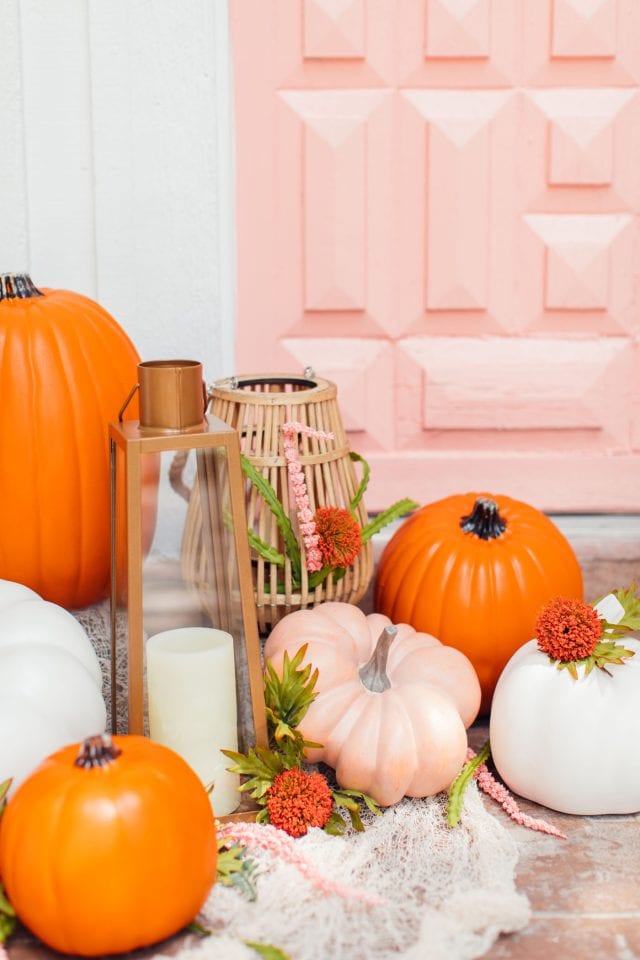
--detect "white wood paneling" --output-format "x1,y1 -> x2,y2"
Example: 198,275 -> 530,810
0,0 -> 32,272
19,0 -> 96,295
89,0 -> 233,378
0,0 -> 234,383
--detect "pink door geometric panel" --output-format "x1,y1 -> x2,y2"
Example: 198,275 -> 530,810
230,0 -> 640,512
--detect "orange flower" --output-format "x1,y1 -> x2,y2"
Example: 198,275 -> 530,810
535,597 -> 603,662
314,507 -> 362,570
267,767 -> 334,838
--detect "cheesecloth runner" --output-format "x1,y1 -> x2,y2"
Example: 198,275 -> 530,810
171,786 -> 529,960
76,604 -> 530,960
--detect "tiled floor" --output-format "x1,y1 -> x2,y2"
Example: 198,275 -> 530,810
6,516 -> 640,959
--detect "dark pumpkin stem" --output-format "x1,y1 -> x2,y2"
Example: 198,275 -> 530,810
359,625 -> 398,693
460,497 -> 507,541
75,735 -> 122,770
0,274 -> 43,301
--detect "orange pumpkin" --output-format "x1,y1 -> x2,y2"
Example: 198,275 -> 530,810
264,602 -> 481,806
375,493 -> 583,713
0,273 -> 151,607
0,734 -> 218,956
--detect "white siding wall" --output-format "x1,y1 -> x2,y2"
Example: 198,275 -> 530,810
0,0 -> 235,383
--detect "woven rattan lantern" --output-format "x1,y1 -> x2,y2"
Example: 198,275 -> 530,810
109,360 -> 267,819
197,372 -> 374,632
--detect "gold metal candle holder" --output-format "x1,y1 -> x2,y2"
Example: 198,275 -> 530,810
109,360 -> 268,821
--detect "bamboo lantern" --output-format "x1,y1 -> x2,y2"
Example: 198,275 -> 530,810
110,360 -> 268,821
176,373 -> 374,633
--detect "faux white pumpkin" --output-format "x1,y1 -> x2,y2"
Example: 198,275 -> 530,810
490,594 -> 640,815
0,579 -> 106,792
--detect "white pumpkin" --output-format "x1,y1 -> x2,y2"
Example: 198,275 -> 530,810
0,579 -> 106,792
490,594 -> 640,815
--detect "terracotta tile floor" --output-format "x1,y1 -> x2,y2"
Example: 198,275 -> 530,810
6,516 -> 640,959
469,722 -> 640,960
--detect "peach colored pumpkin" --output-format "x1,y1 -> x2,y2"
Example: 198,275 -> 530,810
264,602 -> 481,807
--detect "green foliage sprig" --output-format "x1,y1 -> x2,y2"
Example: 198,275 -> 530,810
0,778 -> 16,944
216,838 -> 259,901
241,450 -> 418,591
224,648 -> 380,834
241,455 -> 302,582
446,742 -> 491,828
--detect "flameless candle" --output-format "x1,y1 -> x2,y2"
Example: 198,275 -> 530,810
146,627 -> 240,816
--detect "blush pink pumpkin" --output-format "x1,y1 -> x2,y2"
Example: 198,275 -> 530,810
263,602 -> 481,807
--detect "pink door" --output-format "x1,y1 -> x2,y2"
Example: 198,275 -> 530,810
230,0 -> 640,512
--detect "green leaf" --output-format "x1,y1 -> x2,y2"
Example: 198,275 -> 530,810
246,530 -> 286,567
244,940 -> 292,960
335,788 -> 382,818
0,779 -> 11,812
0,913 -> 16,944
447,740 -> 491,827
348,452 -> 371,517
323,811 -> 348,836
344,805 -> 365,833
0,880 -> 16,945
307,565 -> 347,590
551,637 -> 635,679
0,887 -> 15,918
329,787 -> 380,834
241,455 -> 302,582
217,840 -> 259,901
185,920 -> 211,937
263,648 -> 323,767
264,646 -> 319,733
361,499 -> 420,544
609,583 -> 640,632
222,745 -> 287,802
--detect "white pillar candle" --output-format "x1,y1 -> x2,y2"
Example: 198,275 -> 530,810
146,627 -> 240,816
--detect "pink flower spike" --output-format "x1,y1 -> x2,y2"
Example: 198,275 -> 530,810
467,749 -> 567,840
281,421 -> 335,573
219,821 -> 382,906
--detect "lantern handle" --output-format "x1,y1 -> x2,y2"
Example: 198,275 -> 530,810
169,450 -> 191,502
118,382 -> 140,422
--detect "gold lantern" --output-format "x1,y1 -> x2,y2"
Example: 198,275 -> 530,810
109,360 -> 267,820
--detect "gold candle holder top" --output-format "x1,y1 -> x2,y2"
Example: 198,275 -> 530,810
138,359 -> 206,432
118,359 -> 207,433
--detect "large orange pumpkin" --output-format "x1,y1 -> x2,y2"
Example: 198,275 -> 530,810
0,273 -> 147,607
375,493 -> 583,713
0,734 -> 218,956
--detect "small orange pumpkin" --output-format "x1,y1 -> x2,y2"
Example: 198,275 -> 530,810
0,735 -> 217,956
375,493 -> 583,712
264,602 -> 480,807
0,273 -> 153,607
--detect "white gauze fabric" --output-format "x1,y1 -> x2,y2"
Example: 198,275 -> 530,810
172,787 -> 530,960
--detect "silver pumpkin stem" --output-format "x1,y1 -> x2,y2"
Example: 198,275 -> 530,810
359,625 -> 398,693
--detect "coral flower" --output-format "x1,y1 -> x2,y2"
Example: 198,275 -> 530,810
535,597 -> 603,662
267,767 -> 334,838
314,507 -> 362,569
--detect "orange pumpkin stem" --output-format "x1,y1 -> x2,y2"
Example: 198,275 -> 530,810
460,497 -> 507,541
359,625 -> 398,693
74,735 -> 123,770
0,273 -> 43,301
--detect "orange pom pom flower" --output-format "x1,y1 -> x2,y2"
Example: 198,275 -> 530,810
535,597 -> 603,662
314,507 -> 362,570
266,767 -> 334,838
